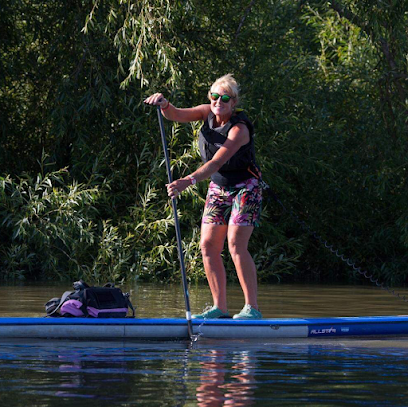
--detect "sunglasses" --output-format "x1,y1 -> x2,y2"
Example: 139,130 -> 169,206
210,93 -> 234,103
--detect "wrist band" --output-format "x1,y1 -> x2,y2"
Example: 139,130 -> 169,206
161,101 -> 170,111
188,175 -> 197,185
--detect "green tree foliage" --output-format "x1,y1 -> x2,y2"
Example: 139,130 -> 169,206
0,0 -> 407,285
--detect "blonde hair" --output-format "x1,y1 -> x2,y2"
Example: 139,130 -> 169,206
208,74 -> 240,104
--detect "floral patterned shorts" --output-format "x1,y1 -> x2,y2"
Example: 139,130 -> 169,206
202,177 -> 262,227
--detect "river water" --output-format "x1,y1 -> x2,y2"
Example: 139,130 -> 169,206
1,282 -> 408,406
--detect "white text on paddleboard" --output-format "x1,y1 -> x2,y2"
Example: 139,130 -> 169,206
310,327 -> 337,335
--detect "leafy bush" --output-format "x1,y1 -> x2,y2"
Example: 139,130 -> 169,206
0,163 -> 98,280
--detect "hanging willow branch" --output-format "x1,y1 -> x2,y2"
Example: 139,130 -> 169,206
235,0 -> 256,39
328,0 -> 408,108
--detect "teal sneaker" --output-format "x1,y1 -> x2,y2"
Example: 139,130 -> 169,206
192,305 -> 229,319
233,305 -> 262,320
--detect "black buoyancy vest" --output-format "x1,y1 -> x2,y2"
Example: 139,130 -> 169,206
198,110 -> 258,187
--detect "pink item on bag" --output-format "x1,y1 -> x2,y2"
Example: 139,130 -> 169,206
60,299 -> 128,318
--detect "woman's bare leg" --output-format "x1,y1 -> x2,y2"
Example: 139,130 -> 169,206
200,223 -> 228,313
227,225 -> 258,309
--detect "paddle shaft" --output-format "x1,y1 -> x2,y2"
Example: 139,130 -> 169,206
156,106 -> 193,339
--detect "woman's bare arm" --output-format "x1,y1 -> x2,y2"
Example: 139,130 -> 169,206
144,93 -> 210,122
190,123 -> 250,182
166,123 -> 250,198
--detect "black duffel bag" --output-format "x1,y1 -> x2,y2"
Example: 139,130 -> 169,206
45,280 -> 135,318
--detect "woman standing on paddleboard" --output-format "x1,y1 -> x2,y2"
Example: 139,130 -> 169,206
144,74 -> 262,320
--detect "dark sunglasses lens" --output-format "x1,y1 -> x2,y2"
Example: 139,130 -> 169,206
210,93 -> 232,103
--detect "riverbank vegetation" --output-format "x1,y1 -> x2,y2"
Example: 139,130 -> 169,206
1,0 -> 407,285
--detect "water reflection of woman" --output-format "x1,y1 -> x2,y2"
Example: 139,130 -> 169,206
196,349 -> 256,406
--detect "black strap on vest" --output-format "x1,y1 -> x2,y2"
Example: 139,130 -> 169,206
123,293 -> 136,317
